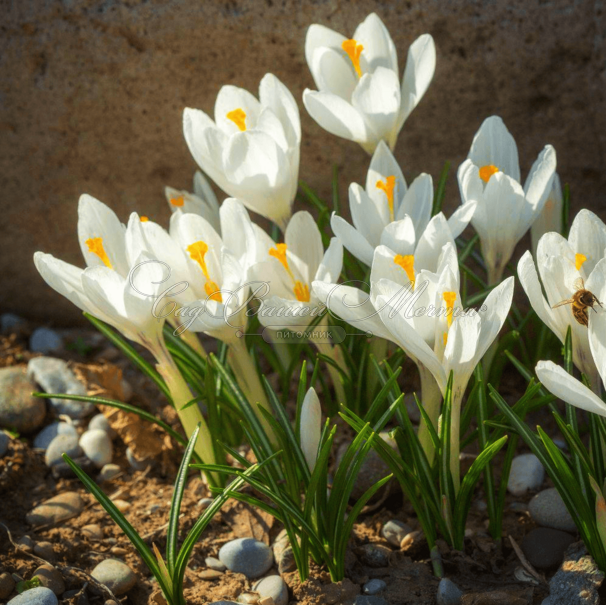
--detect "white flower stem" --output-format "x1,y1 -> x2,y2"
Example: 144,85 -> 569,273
416,363 -> 443,465
149,336 -> 215,470
227,338 -> 274,434
167,316 -> 207,358
450,388 -> 465,494
314,340 -> 347,408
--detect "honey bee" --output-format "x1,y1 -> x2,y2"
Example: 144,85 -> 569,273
552,277 -> 603,326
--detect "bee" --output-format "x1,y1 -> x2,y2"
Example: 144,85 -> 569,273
552,277 -> 603,326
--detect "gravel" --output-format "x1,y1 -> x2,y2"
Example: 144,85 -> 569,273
26,492 -> 83,526
253,575 -> 288,605
363,579 -> 387,595
29,328 -> 63,354
218,538 -> 274,579
521,528 -> 575,569
44,434 -> 82,467
33,422 -> 78,450
79,429 -> 113,468
381,520 -> 412,547
507,454 -> 545,496
7,587 -> 58,605
437,577 -> 463,605
0,366 -> 46,433
528,488 -> 577,533
91,559 -> 137,596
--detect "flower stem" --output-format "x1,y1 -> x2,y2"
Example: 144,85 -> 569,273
312,318 -> 348,408
416,363 -> 443,466
450,388 -> 465,494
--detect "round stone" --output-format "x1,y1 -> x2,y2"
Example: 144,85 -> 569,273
88,414 -> 117,439
44,434 -> 82,467
205,557 -> 226,571
218,538 -> 274,579
359,543 -> 391,568
0,367 -> 46,434
253,575 -> 288,605
33,422 -> 78,450
529,488 -> 577,533
79,429 -> 113,468
91,559 -> 137,596
437,577 -> 463,605
7,587 -> 58,605
33,542 -> 55,561
32,564 -> 64,596
507,454 -> 545,496
0,431 -> 10,457
98,463 -> 121,482
126,447 -> 151,471
0,572 -> 15,600
521,528 -> 575,569
363,579 -> 387,595
381,520 -> 412,548
30,328 -> 63,354
82,524 -> 104,540
27,491 -> 83,526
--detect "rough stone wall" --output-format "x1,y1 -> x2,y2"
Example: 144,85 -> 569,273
2,0 -> 605,323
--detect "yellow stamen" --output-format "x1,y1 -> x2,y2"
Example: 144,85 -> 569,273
479,164 -> 499,183
376,176 -> 397,221
269,243 -> 293,275
394,254 -> 415,287
187,241 -> 222,301
140,216 -> 149,222
85,237 -> 112,269
575,253 -> 587,271
342,39 -> 364,77
170,196 -> 184,207
443,332 -> 448,347
204,280 -> 223,303
443,291 -> 457,329
226,108 -> 247,132
294,281 -> 310,303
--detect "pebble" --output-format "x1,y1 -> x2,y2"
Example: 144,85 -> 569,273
88,414 -> 117,439
126,447 -> 151,471
205,557 -> 226,571
437,577 -> 463,605
507,454 -> 545,495
363,579 -> 386,595
276,545 -> 296,575
27,357 -> 93,419
381,520 -> 412,548
199,569 -> 223,580
18,535 -> 35,551
197,497 -> 214,509
521,528 -> 575,569
30,328 -> 63,354
253,575 -> 288,605
359,543 -> 391,568
32,564 -> 64,596
209,602 -> 239,605
98,463 -> 122,482
542,542 -> 604,604
44,434 -> 82,467
79,429 -> 113,468
33,542 -> 55,561
0,571 -> 15,600
0,431 -> 10,457
51,455 -> 96,479
120,379 -> 133,402
529,488 -> 577,533
353,597 -> 389,605
82,524 -> 103,540
27,491 -> 83,526
7,587 -> 58,605
0,366 -> 46,433
33,422 -> 78,450
91,559 -> 137,596
1,312 -> 27,334
218,538 -> 274,579
113,500 -> 131,513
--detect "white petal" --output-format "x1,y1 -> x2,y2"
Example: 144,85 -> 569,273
286,211 -> 324,283
414,213 -> 457,274
305,24 -> 348,85
300,387 -> 322,471
193,170 -> 221,215
366,140 -> 406,222
214,85 -> 262,134
447,200 -> 477,239
589,305 -> 606,390
370,244 -> 412,288
349,183 -> 387,249
219,199 -> 258,273
256,107 -> 289,152
531,173 -> 562,256
396,173 -> 433,235
524,145 -> 556,210
330,213 -> 375,266
569,209 -> 606,275
536,360 -> 606,417
309,47 -> 358,101
259,73 -> 301,148
353,13 -> 398,75
315,237 -> 344,284
379,217 -> 416,257
457,159 -> 484,206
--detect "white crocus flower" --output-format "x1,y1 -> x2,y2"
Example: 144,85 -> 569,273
303,13 -> 435,153
331,141 -> 475,266
458,116 -> 557,284
183,74 -> 301,230
518,210 -> 606,391
300,387 -> 322,471
165,170 -> 221,233
531,172 -> 562,258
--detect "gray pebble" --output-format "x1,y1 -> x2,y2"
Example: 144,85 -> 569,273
507,454 -> 545,495
82,524 -> 104,540
27,492 -> 83,526
0,431 -> 10,457
1,313 -> 26,334
18,535 -> 35,551
381,520 -> 412,547
27,357 -> 93,419
7,587 -> 58,605
30,328 -> 63,354
253,575 -> 288,605
33,542 -> 55,561
98,464 -> 121,482
218,538 -> 273,579
0,571 -> 15,600
437,577 -> 463,605
0,367 -> 46,434
32,564 -> 64,595
79,429 -> 113,468
120,379 -> 133,402
205,557 -> 226,571
529,488 -> 577,533
354,596 -> 388,605
88,414 -> 117,439
91,559 -> 137,596
197,497 -> 214,509
521,528 -> 575,569
51,456 -> 96,479
33,422 -> 77,450
44,434 -> 82,467
359,543 -> 391,568
126,447 -> 151,471
363,579 -> 386,595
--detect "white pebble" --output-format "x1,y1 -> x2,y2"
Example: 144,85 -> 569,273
507,454 -> 544,496
79,429 -> 113,468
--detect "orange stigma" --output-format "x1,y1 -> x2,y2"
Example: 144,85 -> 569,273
394,254 -> 415,287
226,108 -> 247,131
575,253 -> 587,271
85,237 -> 112,269
376,176 -> 397,220
342,39 -> 364,77
140,216 -> 149,222
187,240 -> 222,302
170,196 -> 184,207
294,281 -> 310,303
479,165 -> 499,183
443,291 -> 457,328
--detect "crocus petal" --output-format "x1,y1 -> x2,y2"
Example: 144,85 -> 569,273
349,183 -> 387,249
300,387 -> 322,471
193,170 -> 221,215
536,360 -> 606,417
285,211 -> 324,284
379,216 -> 416,257
219,199 -> 259,273
305,24 -> 348,85
589,306 -> 606,390
568,209 -> 606,276
457,159 -> 484,207
310,47 -> 358,101
447,200 -> 477,239
214,84 -> 262,134
315,237 -> 344,285
366,140 -> 406,223
396,173 -> 433,235
531,173 -> 562,257
353,12 -> 398,75
523,144 -> 556,210
330,214 -> 375,266
414,213 -> 457,274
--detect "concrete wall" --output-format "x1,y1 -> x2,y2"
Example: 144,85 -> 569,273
2,0 -> 605,323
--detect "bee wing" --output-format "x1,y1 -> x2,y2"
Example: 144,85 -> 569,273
573,277 -> 585,291
552,298 -> 575,309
